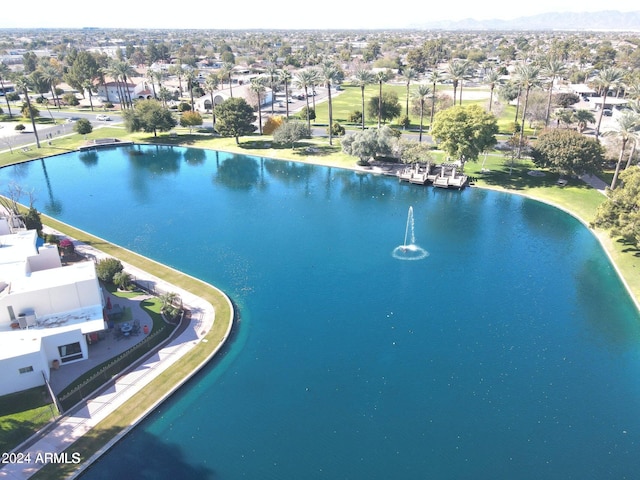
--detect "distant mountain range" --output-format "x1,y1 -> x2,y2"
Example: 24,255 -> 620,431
412,10 -> 640,31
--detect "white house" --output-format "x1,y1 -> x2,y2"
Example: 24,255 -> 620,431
0,229 -> 106,396
194,84 -> 273,113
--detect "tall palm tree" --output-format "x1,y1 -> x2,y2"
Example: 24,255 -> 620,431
402,66 -> 418,125
183,68 -> 198,111
266,65 -> 279,116
603,111 -> 640,189
15,75 -> 40,148
250,76 -> 267,135
515,63 -> 542,157
320,62 -> 340,146
484,68 -> 500,113
169,62 -> 184,97
82,80 -> 96,112
279,68 -> 292,119
447,59 -> 468,106
294,69 -> 315,131
204,73 -> 220,127
542,57 -> 566,127
146,68 -> 158,100
412,83 -> 431,142
40,65 -> 62,110
427,70 -> 441,129
593,66 -> 624,138
0,62 -> 14,117
572,109 -> 596,133
353,68 -> 374,130
221,62 -> 234,98
375,70 -> 391,128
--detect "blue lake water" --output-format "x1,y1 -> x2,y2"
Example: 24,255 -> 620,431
2,144 -> 640,479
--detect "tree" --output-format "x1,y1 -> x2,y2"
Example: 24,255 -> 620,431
447,59 -> 469,106
320,61 -> 340,146
214,97 -> 257,144
15,75 -> 41,148
484,68 -> 501,113
368,90 -> 401,125
412,83 -> 431,142
542,57 -> 566,126
74,118 -> 93,135
0,62 -> 13,117
593,66 -> 624,137
122,99 -> 176,137
203,73 -> 220,127
23,207 -> 43,235
602,110 -> 640,190
180,111 -> 203,133
375,70 -> 392,128
298,106 -> 316,122
279,68 -> 292,118
273,120 -> 310,148
341,126 -> 397,165
553,92 -> 580,109
96,258 -> 124,284
592,166 -> 640,248
431,104 -> 498,163
402,66 -> 418,124
427,70 -> 442,129
572,109 -> 596,133
353,68 -> 374,130
514,63 -> 542,157
294,69 -> 316,131
250,76 -> 267,135
398,139 -> 433,164
263,115 -> 284,135
530,128 -> 604,177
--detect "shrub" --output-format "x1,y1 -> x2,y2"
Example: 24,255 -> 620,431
298,106 -> 316,122
15,124 -> 25,132
113,271 -> 132,290
263,115 -> 284,135
63,93 -> 79,106
328,122 -> 345,136
75,118 -> 93,135
96,258 -> 124,284
23,207 -> 43,235
103,102 -> 114,109
6,92 -> 20,102
348,111 -> 362,124
178,102 -> 191,112
398,115 -> 411,129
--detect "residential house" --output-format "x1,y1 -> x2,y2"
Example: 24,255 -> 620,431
0,226 -> 106,396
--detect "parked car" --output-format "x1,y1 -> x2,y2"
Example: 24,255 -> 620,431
602,109 -> 612,117
66,116 -> 80,123
96,114 -> 111,121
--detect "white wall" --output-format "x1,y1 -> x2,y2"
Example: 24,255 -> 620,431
0,349 -> 48,396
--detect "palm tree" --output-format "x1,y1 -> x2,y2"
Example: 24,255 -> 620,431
40,65 -> 62,110
0,62 -> 14,117
484,68 -> 500,113
320,62 -> 340,146
221,62 -> 234,98
146,69 -> 158,100
82,80 -> 96,112
572,109 -> 596,133
279,68 -> 292,118
183,68 -> 198,111
542,57 -> 566,127
593,67 -> 624,138
15,75 -> 40,148
169,62 -> 185,97
412,83 -> 431,142
402,66 -> 418,124
603,110 -> 640,189
294,69 -> 316,131
514,63 -> 541,157
353,68 -> 374,130
375,70 -> 391,128
250,76 -> 267,135
427,70 -> 442,129
204,73 -> 220,127
447,59 -> 468,106
266,65 -> 279,116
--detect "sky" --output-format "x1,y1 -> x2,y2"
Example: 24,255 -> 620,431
1,1 -> 639,30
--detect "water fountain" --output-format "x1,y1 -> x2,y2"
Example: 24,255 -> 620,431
392,206 -> 429,260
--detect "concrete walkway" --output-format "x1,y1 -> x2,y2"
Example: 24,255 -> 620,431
0,233 -> 229,480
579,173 -> 609,195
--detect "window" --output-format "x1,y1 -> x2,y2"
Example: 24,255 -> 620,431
18,366 -> 34,374
58,342 -> 83,363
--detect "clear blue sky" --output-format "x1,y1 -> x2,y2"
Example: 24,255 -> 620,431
2,1 -> 638,29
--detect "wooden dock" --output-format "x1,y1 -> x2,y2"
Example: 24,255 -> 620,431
398,162 -> 468,189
